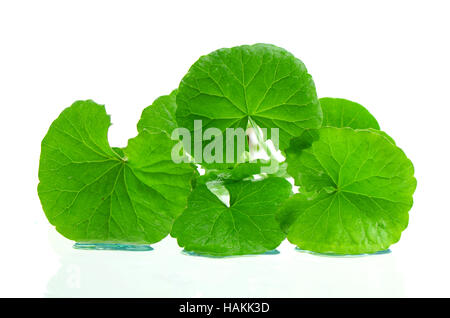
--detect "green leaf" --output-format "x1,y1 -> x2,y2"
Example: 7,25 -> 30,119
279,127 -> 416,254
319,97 -> 380,129
171,177 -> 292,256
137,89 -> 178,135
38,100 -> 195,244
176,43 -> 322,163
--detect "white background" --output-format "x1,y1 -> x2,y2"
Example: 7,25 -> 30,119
1,0 -> 449,297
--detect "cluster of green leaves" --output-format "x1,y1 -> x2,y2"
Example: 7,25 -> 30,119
38,43 -> 416,256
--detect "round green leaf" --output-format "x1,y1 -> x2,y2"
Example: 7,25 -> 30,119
280,127 -> 416,254
171,177 -> 292,256
176,43 -> 322,163
38,100 -> 195,244
319,97 -> 380,129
